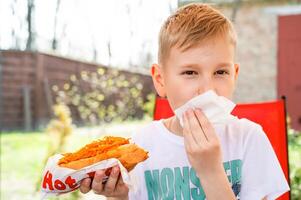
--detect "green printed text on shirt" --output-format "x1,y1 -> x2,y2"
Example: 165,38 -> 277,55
144,159 -> 242,200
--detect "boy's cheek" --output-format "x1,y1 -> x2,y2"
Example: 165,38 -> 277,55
166,81 -> 199,109
168,90 -> 187,106
169,95 -> 194,111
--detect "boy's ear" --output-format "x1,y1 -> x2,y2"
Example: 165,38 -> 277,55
234,63 -> 240,81
150,64 -> 166,98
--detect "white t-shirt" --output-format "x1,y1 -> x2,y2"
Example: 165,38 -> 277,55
128,118 -> 289,200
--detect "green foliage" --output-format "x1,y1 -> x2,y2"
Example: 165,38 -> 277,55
35,104 -> 80,198
288,129 -> 301,200
46,104 -> 73,154
53,67 -> 150,125
143,93 -> 156,118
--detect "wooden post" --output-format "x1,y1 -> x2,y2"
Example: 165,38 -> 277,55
43,77 -> 54,118
23,86 -> 32,131
35,53 -> 44,129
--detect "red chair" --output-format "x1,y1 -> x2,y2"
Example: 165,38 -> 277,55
153,95 -> 290,200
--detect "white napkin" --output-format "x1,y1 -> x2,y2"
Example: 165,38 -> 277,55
174,90 -> 237,127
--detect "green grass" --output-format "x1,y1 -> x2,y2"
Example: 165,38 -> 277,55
1,132 -> 47,200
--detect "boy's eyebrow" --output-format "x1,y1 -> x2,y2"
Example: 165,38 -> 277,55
216,62 -> 234,68
179,63 -> 200,69
179,62 -> 233,69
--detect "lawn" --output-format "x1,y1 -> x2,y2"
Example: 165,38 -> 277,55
1,121 -> 300,200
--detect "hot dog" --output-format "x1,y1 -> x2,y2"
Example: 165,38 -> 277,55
58,136 -> 148,171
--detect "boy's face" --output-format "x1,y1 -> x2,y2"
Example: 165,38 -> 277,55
152,36 -> 239,111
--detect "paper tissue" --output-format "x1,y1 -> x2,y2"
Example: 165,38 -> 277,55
174,90 -> 237,127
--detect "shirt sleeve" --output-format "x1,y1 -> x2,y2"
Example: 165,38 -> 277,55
240,124 -> 290,200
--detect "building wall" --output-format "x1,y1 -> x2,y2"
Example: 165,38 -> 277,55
221,5 -> 279,103
223,5 -> 301,130
278,14 -> 301,131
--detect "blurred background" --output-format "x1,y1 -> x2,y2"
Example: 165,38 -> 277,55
0,0 -> 300,199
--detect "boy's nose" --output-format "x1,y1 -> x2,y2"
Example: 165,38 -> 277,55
197,88 -> 214,96
197,82 -> 214,96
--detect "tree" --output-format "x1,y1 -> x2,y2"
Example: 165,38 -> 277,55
231,0 -> 243,23
26,0 -> 35,50
52,0 -> 61,50
10,0 -> 20,49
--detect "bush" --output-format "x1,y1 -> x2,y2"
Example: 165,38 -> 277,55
143,93 -> 156,119
288,129 -> 301,200
53,67 -> 152,126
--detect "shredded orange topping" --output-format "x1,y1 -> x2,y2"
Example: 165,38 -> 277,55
58,136 -> 129,165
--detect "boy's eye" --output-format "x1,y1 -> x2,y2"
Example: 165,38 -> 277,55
182,71 -> 198,75
214,70 -> 229,76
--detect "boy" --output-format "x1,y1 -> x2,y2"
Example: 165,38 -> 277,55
79,3 -> 289,200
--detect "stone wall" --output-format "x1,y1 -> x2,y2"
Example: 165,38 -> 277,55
222,5 -> 279,103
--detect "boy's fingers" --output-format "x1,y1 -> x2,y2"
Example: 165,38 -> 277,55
104,166 -> 120,194
183,112 -> 198,148
114,173 -> 130,195
194,108 -> 217,140
79,178 -> 91,194
116,177 -> 130,195
187,109 -> 208,143
91,170 -> 105,194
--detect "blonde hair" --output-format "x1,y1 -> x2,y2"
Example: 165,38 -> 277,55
158,3 -> 237,64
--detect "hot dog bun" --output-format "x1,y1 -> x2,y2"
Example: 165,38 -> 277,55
58,136 -> 148,171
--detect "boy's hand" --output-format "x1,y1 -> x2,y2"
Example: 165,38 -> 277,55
183,108 -> 224,177
183,108 -> 236,200
79,166 -> 129,199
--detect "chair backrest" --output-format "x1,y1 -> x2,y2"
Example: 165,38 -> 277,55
153,96 -> 290,200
